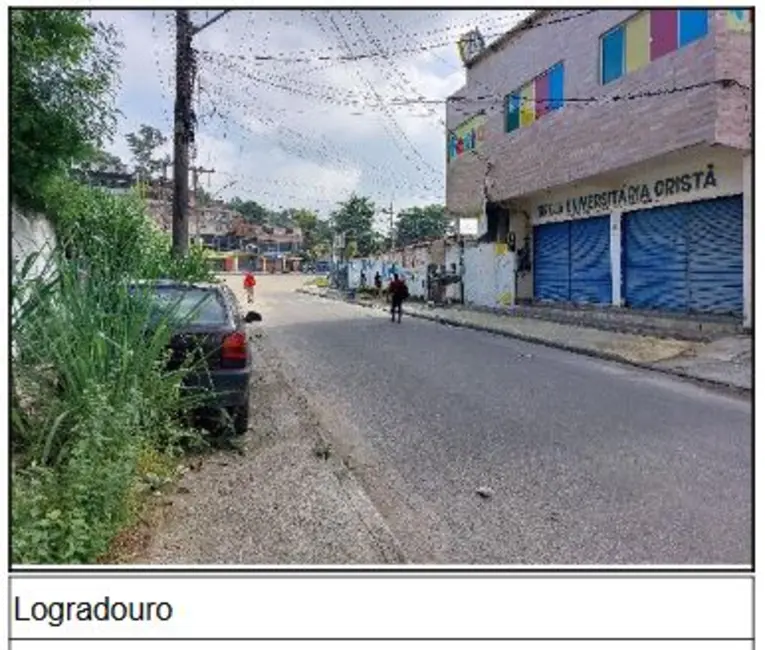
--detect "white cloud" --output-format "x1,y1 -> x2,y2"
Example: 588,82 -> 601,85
96,8 -> 527,213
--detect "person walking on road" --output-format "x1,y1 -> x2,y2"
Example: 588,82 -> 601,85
374,272 -> 383,298
388,273 -> 409,324
243,270 -> 257,304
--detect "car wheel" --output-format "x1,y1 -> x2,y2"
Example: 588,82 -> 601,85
231,405 -> 249,436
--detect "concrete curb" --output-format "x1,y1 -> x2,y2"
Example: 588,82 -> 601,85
297,288 -> 751,397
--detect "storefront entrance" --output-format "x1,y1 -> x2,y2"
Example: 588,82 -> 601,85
622,195 -> 743,315
533,215 -> 612,304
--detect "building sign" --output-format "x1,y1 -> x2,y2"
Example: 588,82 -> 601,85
537,164 -> 719,219
457,29 -> 486,65
726,9 -> 752,32
447,114 -> 486,162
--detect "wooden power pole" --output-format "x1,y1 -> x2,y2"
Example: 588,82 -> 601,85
171,9 -> 230,257
191,166 -> 215,240
172,9 -> 193,257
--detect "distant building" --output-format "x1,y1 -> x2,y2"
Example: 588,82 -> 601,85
229,219 -> 304,272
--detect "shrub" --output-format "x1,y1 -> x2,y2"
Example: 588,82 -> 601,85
11,181 -> 211,564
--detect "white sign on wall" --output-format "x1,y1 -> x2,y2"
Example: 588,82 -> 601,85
536,164 -> 720,220
530,153 -> 744,225
459,218 -> 479,235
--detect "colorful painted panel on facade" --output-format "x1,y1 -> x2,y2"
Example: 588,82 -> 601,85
505,62 -> 564,134
726,9 -> 752,32
447,114 -> 486,162
601,9 -> 709,84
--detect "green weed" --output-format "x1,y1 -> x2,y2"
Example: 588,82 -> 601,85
11,180 -> 212,564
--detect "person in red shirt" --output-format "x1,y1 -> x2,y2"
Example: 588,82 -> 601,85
388,273 -> 409,323
243,271 -> 256,303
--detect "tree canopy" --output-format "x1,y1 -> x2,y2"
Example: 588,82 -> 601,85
394,205 -> 452,248
10,9 -> 121,209
228,197 -> 269,225
126,124 -> 170,180
331,194 -> 377,258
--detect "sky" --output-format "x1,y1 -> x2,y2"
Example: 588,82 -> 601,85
95,8 -> 530,225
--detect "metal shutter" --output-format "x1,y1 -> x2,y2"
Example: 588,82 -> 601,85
688,196 -> 743,314
623,204 -> 688,310
623,195 -> 743,314
533,221 -> 570,301
534,218 -> 612,304
570,216 -> 612,304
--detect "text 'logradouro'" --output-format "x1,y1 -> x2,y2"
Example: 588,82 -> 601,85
14,596 -> 174,627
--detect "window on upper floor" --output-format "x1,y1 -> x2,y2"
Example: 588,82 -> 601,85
447,113 -> 487,163
600,9 -> 709,85
504,61 -> 565,134
726,8 -> 752,32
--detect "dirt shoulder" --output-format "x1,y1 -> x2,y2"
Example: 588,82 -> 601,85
133,326 -> 404,565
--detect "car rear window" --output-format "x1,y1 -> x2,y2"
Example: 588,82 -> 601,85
147,287 -> 229,326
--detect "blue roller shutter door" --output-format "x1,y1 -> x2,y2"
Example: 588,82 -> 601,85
688,196 -> 743,314
534,221 -> 571,301
622,195 -> 743,314
622,205 -> 688,310
534,216 -> 611,304
571,217 -> 612,303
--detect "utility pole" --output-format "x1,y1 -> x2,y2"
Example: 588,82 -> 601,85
172,9 -> 193,257
171,9 -> 231,258
382,201 -> 395,252
191,166 -> 215,241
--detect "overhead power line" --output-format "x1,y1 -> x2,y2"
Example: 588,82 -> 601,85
196,9 -> 594,64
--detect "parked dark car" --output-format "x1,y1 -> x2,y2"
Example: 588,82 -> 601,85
128,279 -> 262,435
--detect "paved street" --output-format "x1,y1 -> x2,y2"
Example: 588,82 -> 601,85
239,275 -> 751,565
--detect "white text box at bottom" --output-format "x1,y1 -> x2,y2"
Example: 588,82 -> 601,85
10,575 -> 753,641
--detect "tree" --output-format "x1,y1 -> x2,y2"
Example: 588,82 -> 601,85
90,149 -> 127,173
394,204 -> 452,248
291,208 -> 317,254
195,186 -> 214,208
331,194 -> 376,258
310,218 -> 334,260
126,124 -> 169,180
228,197 -> 269,225
270,209 -> 297,228
10,9 -> 121,209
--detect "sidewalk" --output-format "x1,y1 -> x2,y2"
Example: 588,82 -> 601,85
130,277 -> 405,565
298,286 -> 752,393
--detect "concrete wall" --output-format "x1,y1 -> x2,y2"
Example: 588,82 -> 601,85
347,258 -> 427,299
463,243 -> 516,309
713,13 -> 753,151
12,207 -> 58,306
346,239 -> 467,303
11,208 -> 58,358
446,9 -> 752,216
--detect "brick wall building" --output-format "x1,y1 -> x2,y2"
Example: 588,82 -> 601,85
446,9 -> 752,326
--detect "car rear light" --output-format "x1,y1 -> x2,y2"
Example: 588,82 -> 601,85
221,331 -> 247,363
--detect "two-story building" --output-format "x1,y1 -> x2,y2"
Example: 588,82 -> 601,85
447,9 -> 752,327
192,200 -> 238,246
229,219 -> 304,272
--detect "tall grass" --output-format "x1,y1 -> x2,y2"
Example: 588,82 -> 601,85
11,179 -> 215,564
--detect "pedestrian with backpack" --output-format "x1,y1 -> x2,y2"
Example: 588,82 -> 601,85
388,273 -> 409,323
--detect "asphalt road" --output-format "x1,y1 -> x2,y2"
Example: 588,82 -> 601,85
247,276 -> 751,565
